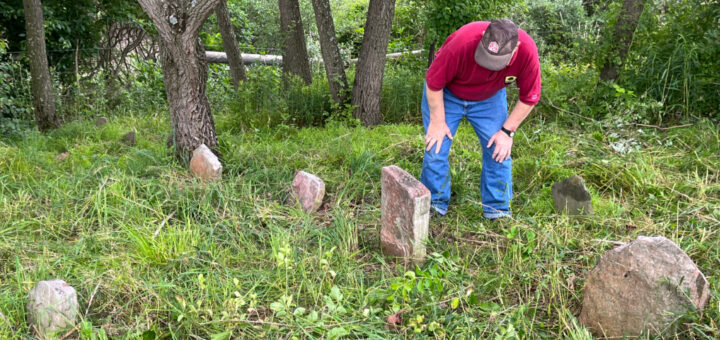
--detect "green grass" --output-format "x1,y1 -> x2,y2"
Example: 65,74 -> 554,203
0,111 -> 718,339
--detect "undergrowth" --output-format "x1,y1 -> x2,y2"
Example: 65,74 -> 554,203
0,110 -> 718,339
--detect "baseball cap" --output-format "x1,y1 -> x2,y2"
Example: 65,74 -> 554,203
474,19 -> 519,71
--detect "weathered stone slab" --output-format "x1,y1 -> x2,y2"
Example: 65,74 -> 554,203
189,144 -> 222,181
26,280 -> 78,336
291,171 -> 325,212
94,117 -> 108,127
121,131 -> 136,146
552,175 -> 593,215
579,236 -> 710,338
380,165 -> 431,263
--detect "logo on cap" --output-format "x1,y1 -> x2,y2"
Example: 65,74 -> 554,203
488,41 -> 499,53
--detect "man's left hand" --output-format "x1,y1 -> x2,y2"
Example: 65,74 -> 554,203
487,130 -> 513,162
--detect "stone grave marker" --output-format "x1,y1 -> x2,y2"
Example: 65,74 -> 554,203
26,280 -> 78,336
94,117 -> 108,127
552,175 -> 593,215
121,131 -> 136,146
291,171 -> 325,212
189,144 -> 222,181
380,165 -> 431,263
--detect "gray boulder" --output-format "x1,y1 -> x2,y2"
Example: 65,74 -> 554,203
579,236 -> 710,337
552,175 -> 593,215
26,280 -> 78,336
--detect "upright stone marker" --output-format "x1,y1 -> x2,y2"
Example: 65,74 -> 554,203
579,236 -> 710,337
121,131 -> 136,146
26,280 -> 78,336
552,175 -> 593,215
291,171 -> 325,212
189,144 -> 222,181
381,165 -> 431,263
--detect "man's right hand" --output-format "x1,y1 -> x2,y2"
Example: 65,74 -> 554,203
425,121 -> 453,154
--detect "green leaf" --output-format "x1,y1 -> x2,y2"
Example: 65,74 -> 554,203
293,307 -> 306,317
270,301 -> 285,312
327,326 -> 349,340
450,297 -> 460,309
210,332 -> 231,340
330,286 -> 343,302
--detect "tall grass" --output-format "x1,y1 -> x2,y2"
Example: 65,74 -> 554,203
0,108 -> 718,338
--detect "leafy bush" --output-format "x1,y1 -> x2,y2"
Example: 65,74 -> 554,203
512,0 -> 590,62
623,0 -> 720,121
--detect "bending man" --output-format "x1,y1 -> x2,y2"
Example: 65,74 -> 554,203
422,19 -> 542,219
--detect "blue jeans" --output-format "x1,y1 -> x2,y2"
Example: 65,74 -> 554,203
420,86 -> 512,219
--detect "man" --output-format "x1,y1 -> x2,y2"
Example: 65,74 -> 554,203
421,19 -> 541,219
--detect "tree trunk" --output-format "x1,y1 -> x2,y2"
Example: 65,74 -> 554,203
215,0 -> 246,88
311,0 -> 348,104
279,0 -> 312,85
600,0 -> 646,82
351,0 -> 396,126
22,0 -> 59,132
137,0 -> 220,162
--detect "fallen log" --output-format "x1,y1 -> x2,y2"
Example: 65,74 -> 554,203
205,51 -> 282,65
205,49 -> 423,65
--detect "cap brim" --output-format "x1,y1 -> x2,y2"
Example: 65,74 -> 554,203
474,43 -> 512,71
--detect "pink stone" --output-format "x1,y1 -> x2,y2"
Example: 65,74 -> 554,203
381,165 -> 431,262
189,144 -> 222,181
292,171 -> 325,212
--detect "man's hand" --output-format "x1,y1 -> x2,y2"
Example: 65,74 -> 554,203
487,130 -> 513,162
425,122 -> 453,154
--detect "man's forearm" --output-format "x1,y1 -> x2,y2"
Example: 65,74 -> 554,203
503,100 -> 534,131
426,84 -> 445,125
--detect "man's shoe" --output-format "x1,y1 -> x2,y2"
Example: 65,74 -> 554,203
484,211 -> 511,220
430,208 -> 446,219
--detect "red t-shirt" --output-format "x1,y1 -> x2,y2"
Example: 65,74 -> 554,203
426,21 -> 542,105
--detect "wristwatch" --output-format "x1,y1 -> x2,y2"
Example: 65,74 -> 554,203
501,126 -> 515,138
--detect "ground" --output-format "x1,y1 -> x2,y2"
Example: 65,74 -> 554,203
0,112 -> 718,339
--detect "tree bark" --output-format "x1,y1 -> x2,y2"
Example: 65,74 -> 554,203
137,0 -> 220,162
279,0 -> 313,85
215,0 -> 246,88
351,0 -> 396,126
22,0 -> 59,132
311,0 -> 348,104
600,0 -> 646,82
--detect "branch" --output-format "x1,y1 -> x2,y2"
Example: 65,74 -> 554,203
187,0 -> 222,37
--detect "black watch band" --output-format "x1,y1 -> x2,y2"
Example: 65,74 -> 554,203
501,126 -> 515,138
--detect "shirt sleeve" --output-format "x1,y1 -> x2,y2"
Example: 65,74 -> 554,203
517,52 -> 542,106
425,46 -> 459,91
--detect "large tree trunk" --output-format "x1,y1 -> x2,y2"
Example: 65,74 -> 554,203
137,0 -> 220,162
311,0 -> 348,104
215,0 -> 246,88
351,0 -> 396,126
22,0 -> 59,132
600,0 -> 646,82
279,0 -> 312,85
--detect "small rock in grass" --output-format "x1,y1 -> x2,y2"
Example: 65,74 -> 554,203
291,171 -> 325,212
579,236 -> 710,337
26,280 -> 78,336
552,175 -> 593,215
55,152 -> 70,162
189,144 -> 222,181
94,117 -> 108,127
380,165 -> 431,263
121,131 -> 136,146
